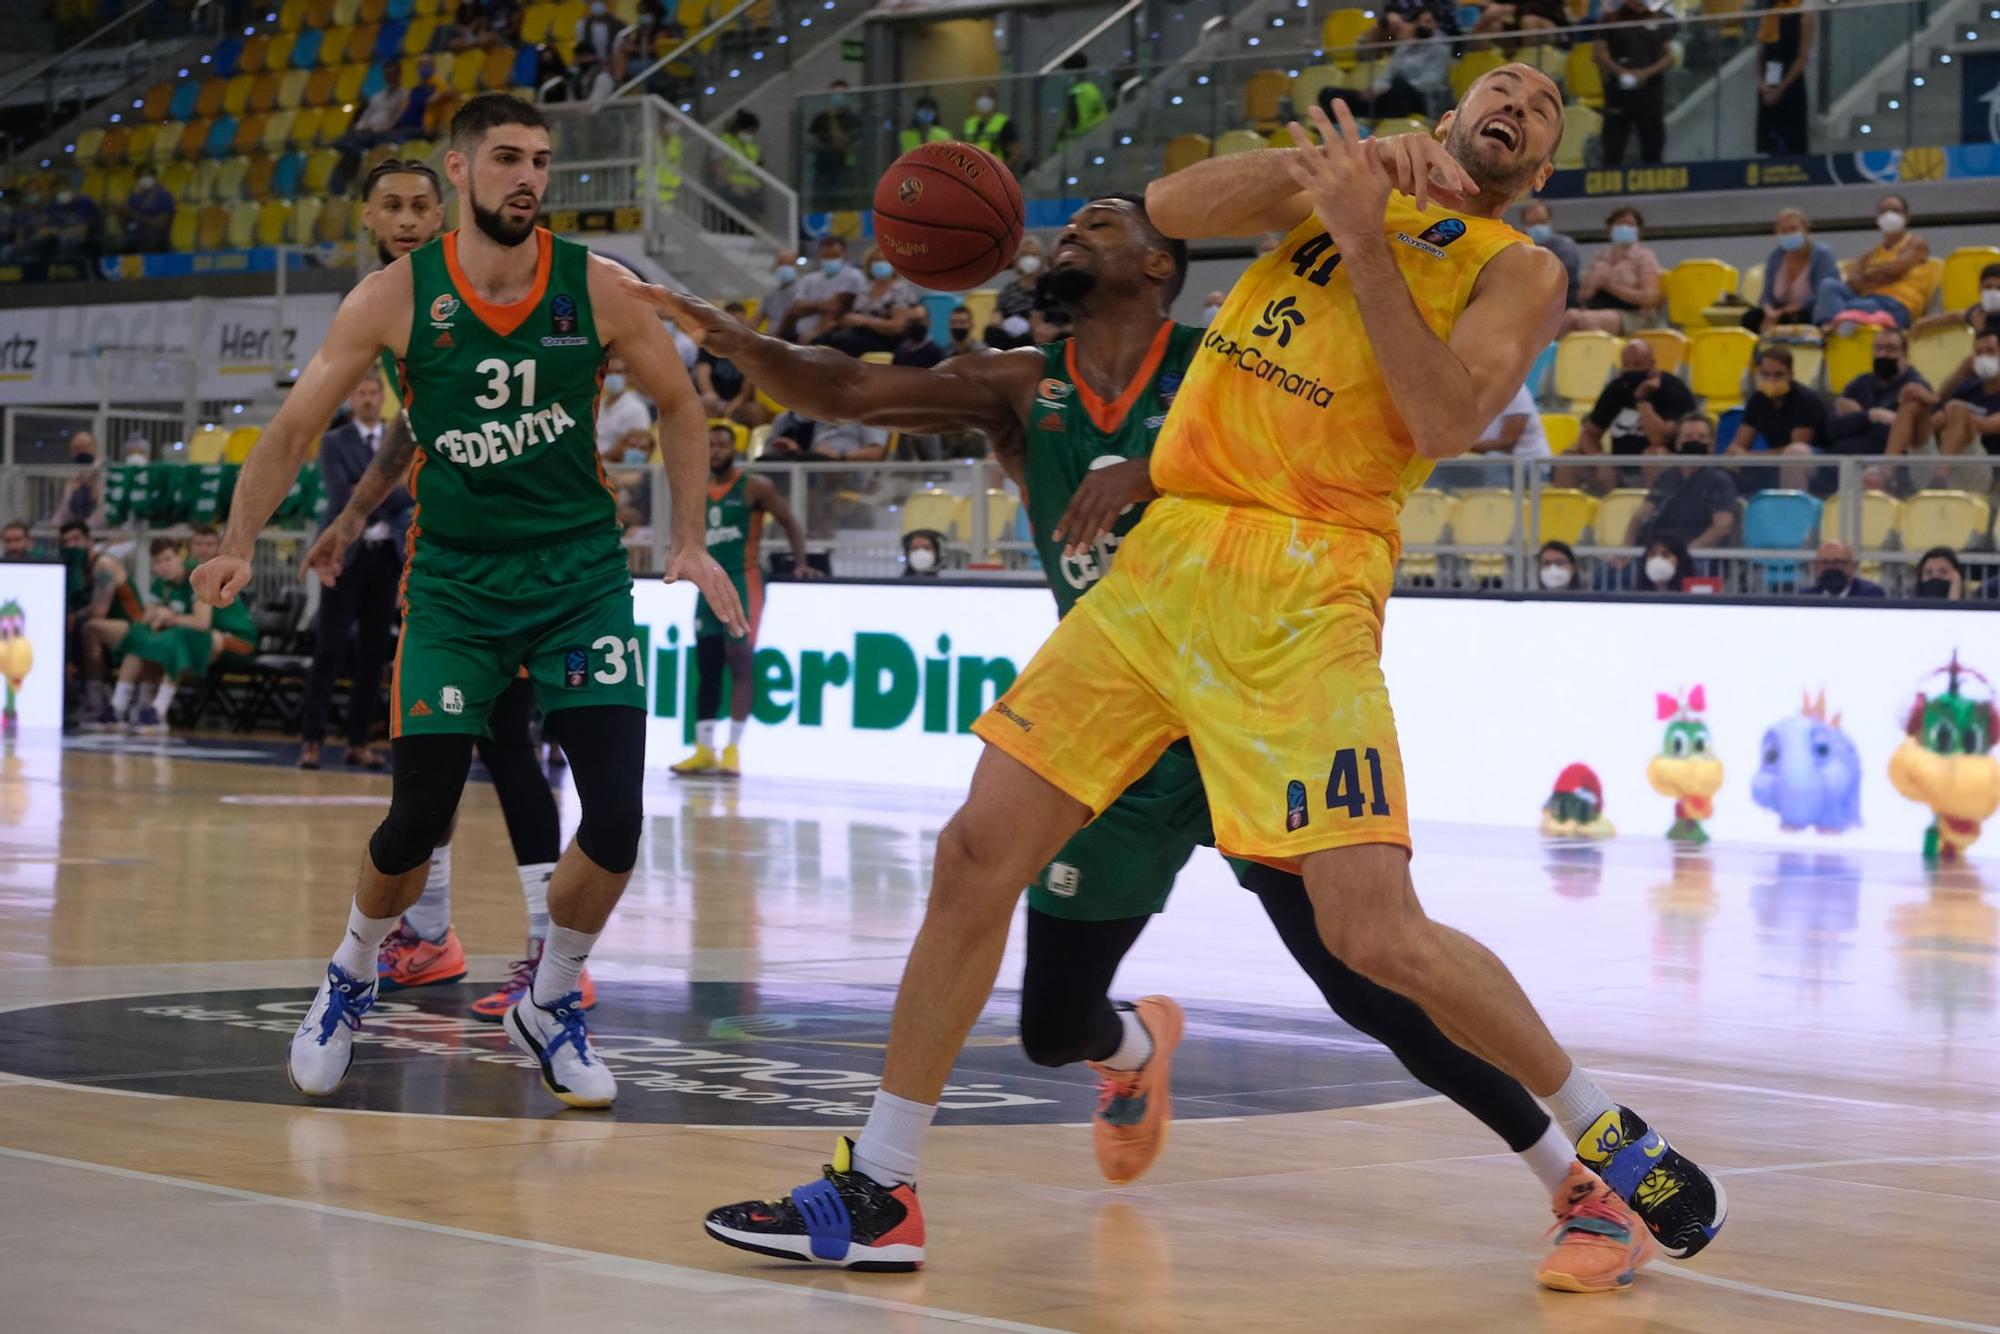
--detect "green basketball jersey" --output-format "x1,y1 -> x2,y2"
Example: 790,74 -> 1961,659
152,574 -> 194,615
379,349 -> 400,396
399,230 -> 615,551
704,469 -> 760,577
1024,323 -> 1202,618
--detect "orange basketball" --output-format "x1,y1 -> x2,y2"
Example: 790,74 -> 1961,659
871,140 -> 1025,292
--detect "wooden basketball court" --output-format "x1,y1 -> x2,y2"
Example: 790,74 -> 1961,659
2,737 -> 1995,1331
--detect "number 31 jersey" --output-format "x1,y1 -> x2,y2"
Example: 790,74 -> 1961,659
399,228 -> 617,550
1149,194 -> 1523,538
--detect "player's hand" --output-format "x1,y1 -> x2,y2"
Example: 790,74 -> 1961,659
666,541 -> 750,637
1366,126 -> 1478,213
303,514 -> 361,588
793,558 -> 826,580
1051,457 -> 1156,557
143,605 -> 172,629
616,278 -> 754,360
192,555 -> 252,608
1283,101 -> 1394,245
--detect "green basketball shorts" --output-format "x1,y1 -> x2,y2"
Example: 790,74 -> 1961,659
1027,741 -> 1216,921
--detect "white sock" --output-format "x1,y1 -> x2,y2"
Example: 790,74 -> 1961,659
852,1090 -> 935,1186
1098,1003 -> 1155,1072
402,847 -> 452,942
518,862 -> 554,944
696,719 -> 717,750
1546,1062 -> 1620,1146
532,923 -> 597,1007
110,680 -> 135,713
330,900 -> 400,979
1519,1118 -> 1579,1194
151,681 -> 177,715
727,716 -> 746,748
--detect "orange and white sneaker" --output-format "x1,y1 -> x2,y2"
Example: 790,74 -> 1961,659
469,940 -> 597,1022
1087,995 -> 1184,1186
1536,1162 -> 1656,1293
375,923 -> 467,992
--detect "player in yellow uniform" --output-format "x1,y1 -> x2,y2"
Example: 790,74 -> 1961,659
703,70 -> 1724,1278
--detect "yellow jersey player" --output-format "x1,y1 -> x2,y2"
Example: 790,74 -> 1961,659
702,69 -> 1725,1280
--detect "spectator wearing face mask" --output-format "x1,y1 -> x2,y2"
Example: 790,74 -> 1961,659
901,93 -> 950,155
810,80 -> 861,200
595,356 -> 654,459
1199,290 -> 1224,325
986,238 -> 1046,349
1636,534 -> 1692,592
568,44 -> 615,102
575,0 -> 626,63
1744,207 -> 1839,334
1565,207 -> 1662,335
1813,195 -> 1930,329
1728,346 -> 1826,494
964,88 -> 1021,169
1627,414 -> 1737,553
819,247 -> 924,357
894,318 -> 947,369
903,529 -> 945,577
1572,338 -> 1695,491
1928,329 -> 2000,484
1537,540 -> 1580,592
1826,326 -> 1932,460
1913,545 -> 1965,600
1917,262 -> 2000,340
779,236 -> 868,343
942,305 -> 987,359
1519,201 -> 1580,310
1807,540 -> 1885,598
1593,0 -> 1675,165
760,248 -> 802,333
123,173 -> 175,254
1319,11 -> 1453,121
50,187 -> 99,262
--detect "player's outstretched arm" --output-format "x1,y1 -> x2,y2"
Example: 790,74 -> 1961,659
1284,102 -> 1562,459
1145,132 -> 1477,241
198,265 -> 409,607
616,280 -> 1031,436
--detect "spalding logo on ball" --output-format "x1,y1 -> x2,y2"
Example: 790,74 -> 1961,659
872,140 -> 1025,292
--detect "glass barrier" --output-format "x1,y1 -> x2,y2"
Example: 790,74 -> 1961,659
794,0 -> 1955,218
610,0 -> 879,128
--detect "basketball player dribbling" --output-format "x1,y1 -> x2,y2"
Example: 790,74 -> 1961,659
689,70 -> 1726,1275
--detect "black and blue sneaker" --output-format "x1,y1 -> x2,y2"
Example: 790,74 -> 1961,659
1576,1105 -> 1728,1259
704,1138 -> 926,1271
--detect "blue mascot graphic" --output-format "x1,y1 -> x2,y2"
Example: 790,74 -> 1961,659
1751,690 -> 1861,834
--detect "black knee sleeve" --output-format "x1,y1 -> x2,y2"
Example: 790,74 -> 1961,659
1018,909 -> 1150,1068
478,678 -> 561,866
694,633 -> 727,721
368,734 -> 475,875
547,705 -> 647,874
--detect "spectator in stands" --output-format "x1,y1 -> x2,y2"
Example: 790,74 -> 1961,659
447,0 -> 502,50
1755,0 -> 1812,155
900,93 -> 950,156
1808,540 -> 1885,598
50,187 -> 99,263
820,247 -> 925,357
965,87 -> 1022,170
763,409 -> 890,463
596,355 -> 655,458
943,306 -> 987,358
576,0 -> 626,64
1566,207 -> 1662,334
1743,207 -> 1839,334
2,521 -> 32,562
122,172 -> 175,254
1594,0 -> 1674,166
1030,303 -> 1073,345
760,247 -> 802,332
3,189 -> 44,264
1932,328 -> 2000,477
611,0 -> 678,87
1471,0 -> 1568,34
1470,383 -> 1551,473
696,304 -> 771,427
902,529 -> 945,577
568,43 -> 616,102
1520,201 -> 1581,311
351,60 -> 412,146
1812,194 -> 1930,329
715,110 -> 765,216
1636,533 -> 1693,592
986,237 -> 1046,349
53,430 -> 101,529
1826,326 -> 1932,459
1917,261 -> 2000,339
1914,546 -> 1966,600
1057,53 -> 1110,146
1576,338 -> 1694,466
534,43 -> 573,101
1729,344 -> 1827,491
1627,414 -> 1738,553
485,0 -> 524,47
808,80 -> 862,200
895,318 -> 947,370
779,236 -> 867,343
1200,291 -> 1224,324
1371,0 -> 1461,40
1320,11 -> 1452,122
1537,540 -> 1580,591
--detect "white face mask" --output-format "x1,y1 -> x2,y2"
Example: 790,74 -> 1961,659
1981,288 -> 2000,313
1538,563 -> 1573,590
1016,254 -> 1042,275
1202,303 -> 1221,324
907,545 -> 937,572
1877,210 -> 1907,235
975,96 -> 996,115
1975,354 -> 2000,381
603,373 -> 627,396
773,265 -> 796,286
1644,555 -> 1678,586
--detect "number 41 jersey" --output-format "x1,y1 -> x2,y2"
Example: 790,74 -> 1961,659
399,228 -> 617,550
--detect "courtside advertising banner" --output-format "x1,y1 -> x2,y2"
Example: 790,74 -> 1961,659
0,564 -> 67,731
634,583 -> 2000,860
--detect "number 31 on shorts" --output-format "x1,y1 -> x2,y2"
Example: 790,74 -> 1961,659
591,635 -> 645,687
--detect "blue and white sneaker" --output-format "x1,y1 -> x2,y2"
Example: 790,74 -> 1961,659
504,990 -> 616,1108
1575,1106 -> 1728,1259
80,702 -> 123,733
128,706 -> 167,736
287,962 -> 376,1096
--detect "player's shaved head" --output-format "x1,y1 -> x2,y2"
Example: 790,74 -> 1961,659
1047,193 -> 1188,313
1439,64 -> 1564,204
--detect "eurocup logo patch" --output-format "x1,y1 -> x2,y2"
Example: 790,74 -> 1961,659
1415,218 -> 1467,249
565,647 -> 589,688
1286,779 -> 1309,831
551,293 -> 577,335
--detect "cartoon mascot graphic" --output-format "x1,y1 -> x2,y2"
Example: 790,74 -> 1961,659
0,598 -> 31,731
1541,763 -> 1616,839
1752,691 -> 1862,834
1648,685 -> 1724,843
1888,653 -> 2000,863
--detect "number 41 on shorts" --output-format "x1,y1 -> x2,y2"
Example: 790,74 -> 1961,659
1284,748 -> 1392,831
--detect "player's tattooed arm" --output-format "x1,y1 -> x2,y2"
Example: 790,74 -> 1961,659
344,410 -> 417,523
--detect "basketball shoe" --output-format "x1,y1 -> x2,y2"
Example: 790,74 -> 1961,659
671,744 -> 718,775
1575,1106 -> 1727,1259
704,1137 -> 925,1271
1088,995 -> 1183,1185
718,743 -> 741,777
469,940 -> 596,1021
504,989 -> 616,1108
1535,1162 -> 1655,1292
128,706 -> 167,736
287,962 -> 376,1096
376,922 -> 468,992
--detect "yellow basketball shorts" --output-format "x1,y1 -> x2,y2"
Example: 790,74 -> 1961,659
973,496 -> 1410,867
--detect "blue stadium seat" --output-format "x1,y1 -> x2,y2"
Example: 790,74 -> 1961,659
373,20 -> 407,62
291,28 -> 323,69
272,150 -> 304,196
169,79 -> 201,121
387,0 -> 414,17
212,37 -> 244,79
1715,406 -> 1743,448
203,116 -> 238,158
361,62 -> 386,98
1743,490 -> 1821,590
1525,340 -> 1556,405
508,43 -> 539,87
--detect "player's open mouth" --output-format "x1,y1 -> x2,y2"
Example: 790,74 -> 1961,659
506,196 -> 537,214
1478,117 -> 1520,151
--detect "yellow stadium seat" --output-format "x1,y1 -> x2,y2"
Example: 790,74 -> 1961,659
185,158 -> 220,203
1687,326 -> 1758,407
260,109 -> 295,153
243,154 -> 276,198
1541,411 -> 1580,455
1533,488 -> 1597,546
1822,490 -> 1901,552
151,120 -> 183,163
1565,45 -> 1603,109
1553,331 -> 1619,411
361,0 -> 388,20
1911,321 -> 1973,390
347,25 -> 381,64
1663,259 -> 1737,331
902,487 -> 959,537
1525,42 -> 1566,82
1901,490 -> 1990,553
451,48 -> 485,93
1212,129 -> 1267,157
1244,69 -> 1290,128
1451,50 -> 1506,102
1163,133 -> 1210,173
479,44 -> 515,89
224,426 -> 263,464
223,73 -> 255,116
288,195 -> 323,245
317,106 -> 355,145
278,68 -> 311,109
333,0 -> 361,21
105,166 -> 134,205
949,489 -> 1021,562
1780,337 -> 1824,390
160,160 -> 194,200
73,126 -> 105,162
249,72 -> 280,113
1906,256 -> 1944,316
279,0 -> 308,29
402,17 -> 436,54
215,155 -> 250,199
316,194 -> 355,243
140,82 -> 171,121
187,427 -> 231,464
170,208 -> 200,252
1636,326 -> 1689,375
197,204 -> 229,249
1941,246 -> 2000,314
80,168 -> 105,203
1398,489 -> 1455,580
256,199 -> 289,246
1739,261 -> 1764,301
95,126 -> 127,166
1554,103 -> 1599,170
1822,324 -> 1873,394
318,27 -> 351,69
521,3 -> 557,43
335,62 -> 369,106
195,78 -> 226,119
1324,8 -> 1372,65
124,123 -> 158,165
225,201 -> 258,248
303,147 -> 340,193
1372,115 -> 1430,136
1594,488 -> 1650,547
240,34 -> 270,74
289,106 -> 323,148
1454,488 -> 1517,579
1290,64 -> 1344,116
302,66 -> 336,106
265,33 -> 296,74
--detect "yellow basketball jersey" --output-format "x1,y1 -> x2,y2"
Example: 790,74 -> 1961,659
1151,195 -> 1525,535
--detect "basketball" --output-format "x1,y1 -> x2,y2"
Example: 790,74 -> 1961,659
871,140 -> 1025,291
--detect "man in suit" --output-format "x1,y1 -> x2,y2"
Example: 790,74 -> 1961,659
1808,540 -> 1886,598
299,370 -> 409,769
